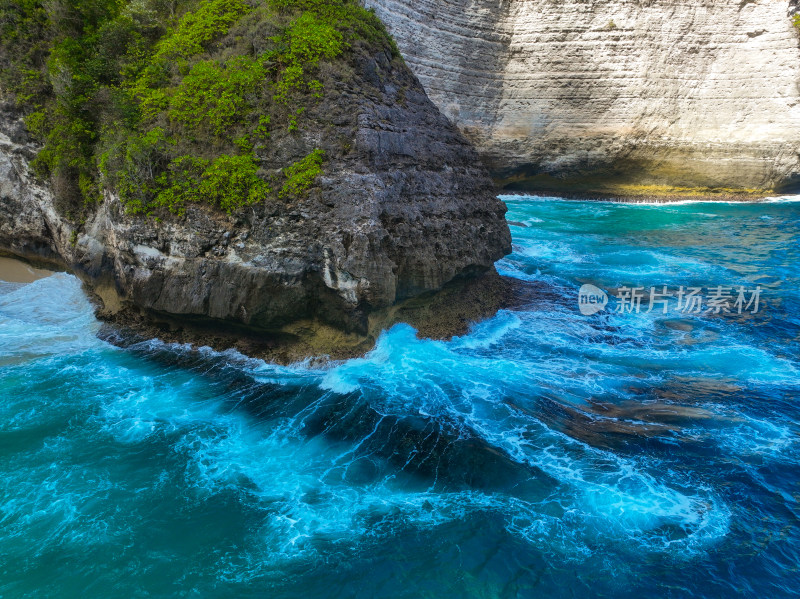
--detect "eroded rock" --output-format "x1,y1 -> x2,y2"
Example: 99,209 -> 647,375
0,45 -> 512,361
366,0 -> 800,195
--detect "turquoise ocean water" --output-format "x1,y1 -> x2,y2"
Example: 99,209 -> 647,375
1,197 -> 799,597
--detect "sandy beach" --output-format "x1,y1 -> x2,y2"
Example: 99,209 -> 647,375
0,256 -> 53,283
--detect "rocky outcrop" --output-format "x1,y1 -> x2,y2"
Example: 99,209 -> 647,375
366,0 -> 800,195
0,46 -> 511,360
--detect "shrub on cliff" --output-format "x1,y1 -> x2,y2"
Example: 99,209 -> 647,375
0,0 -> 398,216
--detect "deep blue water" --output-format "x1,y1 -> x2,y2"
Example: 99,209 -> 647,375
1,197 -> 799,598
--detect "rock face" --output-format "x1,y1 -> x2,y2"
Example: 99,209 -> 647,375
365,0 -> 800,194
0,46 -> 511,355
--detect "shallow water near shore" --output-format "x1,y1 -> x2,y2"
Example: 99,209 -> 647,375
1,196 -> 799,597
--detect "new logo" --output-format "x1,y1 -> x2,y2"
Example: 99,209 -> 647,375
578,284 -> 608,315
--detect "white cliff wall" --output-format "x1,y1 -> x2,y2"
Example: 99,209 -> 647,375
366,0 -> 800,193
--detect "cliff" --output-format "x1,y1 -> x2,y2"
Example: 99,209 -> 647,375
366,0 -> 800,197
0,0 -> 511,361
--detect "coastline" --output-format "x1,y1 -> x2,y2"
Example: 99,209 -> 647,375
6,183 -> 795,364
0,252 -> 532,365
497,188 -> 800,204
95,269 -> 535,366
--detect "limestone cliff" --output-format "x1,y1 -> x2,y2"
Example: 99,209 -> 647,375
366,0 -> 800,196
0,43 -> 511,360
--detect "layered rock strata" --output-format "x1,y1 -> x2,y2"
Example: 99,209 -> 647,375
367,0 -> 800,195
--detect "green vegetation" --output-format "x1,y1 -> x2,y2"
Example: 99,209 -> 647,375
0,0 -> 399,216
168,56 -> 266,135
280,148 -> 324,198
154,0 -> 252,62
145,153 -> 270,215
793,14 -> 800,31
273,11 -> 344,104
